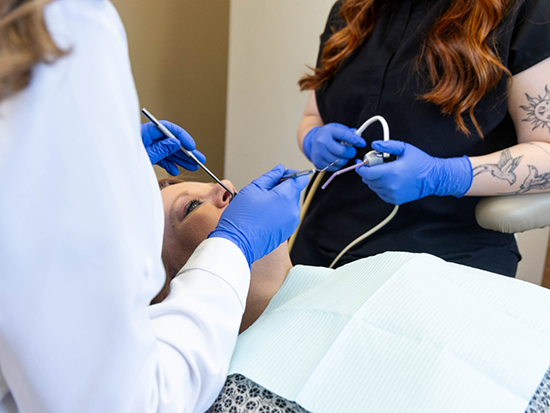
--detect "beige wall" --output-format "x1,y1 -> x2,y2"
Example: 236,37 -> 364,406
543,235 -> 550,288
516,228 -> 550,285
111,0 -> 230,182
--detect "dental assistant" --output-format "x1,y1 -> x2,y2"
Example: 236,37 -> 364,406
0,1 -> 307,413
291,0 -> 550,276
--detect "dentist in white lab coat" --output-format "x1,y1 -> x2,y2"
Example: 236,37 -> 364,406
0,1 -> 307,412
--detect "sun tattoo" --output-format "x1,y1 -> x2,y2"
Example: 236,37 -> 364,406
520,85 -> 550,132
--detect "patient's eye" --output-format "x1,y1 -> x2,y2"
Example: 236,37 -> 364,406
184,199 -> 202,218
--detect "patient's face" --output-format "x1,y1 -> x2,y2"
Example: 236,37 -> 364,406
160,180 -> 235,275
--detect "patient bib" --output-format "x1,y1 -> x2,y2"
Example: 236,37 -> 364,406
229,252 -> 550,413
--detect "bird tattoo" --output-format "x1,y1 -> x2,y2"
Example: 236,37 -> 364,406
473,149 -> 523,185
514,165 -> 550,194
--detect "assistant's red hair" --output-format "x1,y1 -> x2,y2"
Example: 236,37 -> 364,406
299,0 -> 515,136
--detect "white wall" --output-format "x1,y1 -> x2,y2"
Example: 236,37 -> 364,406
225,0 -> 549,285
225,0 -> 334,189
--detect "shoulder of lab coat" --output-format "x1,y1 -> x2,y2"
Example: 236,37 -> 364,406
0,1 -> 249,413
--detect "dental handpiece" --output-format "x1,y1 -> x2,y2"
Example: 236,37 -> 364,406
321,151 -> 384,190
141,108 -> 236,199
321,116 -> 390,190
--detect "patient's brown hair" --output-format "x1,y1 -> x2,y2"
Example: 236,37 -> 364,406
0,0 -> 68,102
152,177 -> 186,305
158,177 -> 184,191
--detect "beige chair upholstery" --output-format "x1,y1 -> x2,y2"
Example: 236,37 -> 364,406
475,193 -> 550,233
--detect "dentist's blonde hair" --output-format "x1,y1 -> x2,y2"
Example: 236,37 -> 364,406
0,0 -> 67,102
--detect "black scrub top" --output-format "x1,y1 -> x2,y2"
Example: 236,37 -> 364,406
290,0 -> 550,276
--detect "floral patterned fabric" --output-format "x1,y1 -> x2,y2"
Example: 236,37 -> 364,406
206,374 -> 309,413
526,366 -> 550,413
208,367 -> 550,413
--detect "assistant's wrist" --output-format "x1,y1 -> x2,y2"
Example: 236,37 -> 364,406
431,155 -> 473,198
302,126 -> 321,162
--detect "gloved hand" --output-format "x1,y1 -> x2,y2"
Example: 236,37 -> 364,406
208,165 -> 309,267
141,120 -> 206,176
303,123 -> 366,172
355,140 -> 473,205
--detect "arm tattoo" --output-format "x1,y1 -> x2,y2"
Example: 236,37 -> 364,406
500,165 -> 550,195
520,85 -> 550,132
473,149 -> 523,185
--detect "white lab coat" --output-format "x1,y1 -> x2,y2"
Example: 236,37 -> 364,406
0,1 -> 250,412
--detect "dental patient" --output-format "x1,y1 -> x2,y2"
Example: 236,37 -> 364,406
157,177 -> 550,413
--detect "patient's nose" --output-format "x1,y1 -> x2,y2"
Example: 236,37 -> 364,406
211,180 -> 235,207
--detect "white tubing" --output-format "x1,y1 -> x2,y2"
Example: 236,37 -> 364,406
329,205 -> 399,269
290,115 -> 398,265
355,115 -> 390,157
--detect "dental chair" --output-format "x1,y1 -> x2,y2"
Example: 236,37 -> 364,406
476,192 -> 550,285
475,192 -> 550,233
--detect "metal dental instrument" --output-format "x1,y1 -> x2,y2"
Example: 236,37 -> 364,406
141,108 -> 236,199
281,168 -> 322,181
282,134 -> 362,182
280,160 -> 339,181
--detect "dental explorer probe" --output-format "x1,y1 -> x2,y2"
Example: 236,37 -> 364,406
141,108 -> 236,200
280,160 -> 339,181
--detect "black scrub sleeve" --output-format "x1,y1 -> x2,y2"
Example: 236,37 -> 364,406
508,0 -> 550,75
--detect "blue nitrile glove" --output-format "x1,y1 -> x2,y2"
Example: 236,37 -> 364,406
208,165 -> 309,267
141,120 -> 206,176
303,123 -> 366,172
355,140 -> 473,205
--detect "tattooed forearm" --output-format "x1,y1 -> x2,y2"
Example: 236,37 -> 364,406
520,85 -> 550,132
499,165 -> 550,195
473,149 -> 523,185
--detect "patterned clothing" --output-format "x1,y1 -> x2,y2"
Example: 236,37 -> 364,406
206,368 -> 550,413
526,366 -> 550,413
207,375 -> 310,413
209,371 -> 550,413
